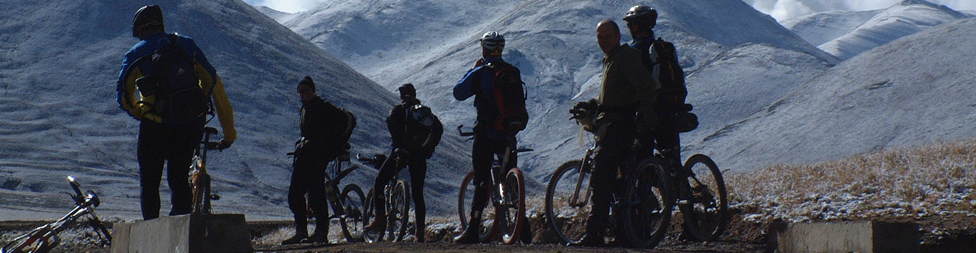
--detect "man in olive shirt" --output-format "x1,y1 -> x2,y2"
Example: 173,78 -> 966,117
573,19 -> 658,247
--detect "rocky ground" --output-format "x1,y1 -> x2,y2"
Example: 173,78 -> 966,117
3,209 -> 974,252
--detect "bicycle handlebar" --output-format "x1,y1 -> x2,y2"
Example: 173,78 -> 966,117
457,125 -> 474,137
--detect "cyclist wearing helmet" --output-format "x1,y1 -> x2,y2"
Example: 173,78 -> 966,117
116,5 -> 236,221
624,5 -> 687,164
452,31 -> 528,244
573,19 -> 657,247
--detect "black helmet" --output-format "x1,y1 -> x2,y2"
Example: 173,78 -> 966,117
132,5 -> 164,37
623,5 -> 657,29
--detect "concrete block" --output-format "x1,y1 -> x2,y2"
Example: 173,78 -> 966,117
111,213 -> 253,253
769,221 -> 919,253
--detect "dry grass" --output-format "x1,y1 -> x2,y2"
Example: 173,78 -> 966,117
727,139 -> 976,223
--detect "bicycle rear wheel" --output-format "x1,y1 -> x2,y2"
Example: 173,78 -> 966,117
622,157 -> 672,248
499,168 -> 526,244
457,170 -> 496,242
679,154 -> 728,241
545,160 -> 590,244
388,180 -> 411,242
339,184 -> 366,242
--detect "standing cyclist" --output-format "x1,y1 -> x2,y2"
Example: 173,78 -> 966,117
452,31 -> 529,244
283,76 -> 353,245
116,5 -> 236,221
364,83 -> 442,243
572,20 -> 658,247
624,5 -> 688,164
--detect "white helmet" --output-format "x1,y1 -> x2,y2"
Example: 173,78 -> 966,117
480,31 -> 505,51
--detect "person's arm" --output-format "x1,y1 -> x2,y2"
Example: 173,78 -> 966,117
627,52 -> 658,128
387,105 -> 405,148
453,66 -> 484,101
188,38 -> 236,146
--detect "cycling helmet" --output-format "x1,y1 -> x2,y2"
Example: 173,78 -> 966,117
133,5 -> 164,37
480,31 -> 505,52
623,5 -> 657,28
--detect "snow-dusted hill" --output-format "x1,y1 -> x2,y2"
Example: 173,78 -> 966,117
0,0 -> 471,220
786,0 -> 971,60
699,17 -> 976,170
264,0 -> 838,184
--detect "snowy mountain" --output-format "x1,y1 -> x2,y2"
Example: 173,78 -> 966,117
785,0 -> 972,60
699,17 -> 976,170
0,0 -> 472,220
263,0 -> 837,182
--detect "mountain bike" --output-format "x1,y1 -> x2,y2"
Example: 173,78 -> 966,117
663,151 -> 728,241
545,102 -> 673,248
1,176 -> 112,253
456,125 -> 530,245
359,152 -> 411,243
287,149 -> 367,243
190,127 -> 223,214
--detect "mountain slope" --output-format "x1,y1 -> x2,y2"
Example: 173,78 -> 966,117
265,0 -> 837,182
0,0 -> 476,220
698,17 -> 976,171
786,0 -> 971,60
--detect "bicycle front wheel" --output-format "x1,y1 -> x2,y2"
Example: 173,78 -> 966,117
499,168 -> 526,244
680,154 -> 728,241
545,160 -> 590,244
339,184 -> 366,242
363,187 -> 382,243
622,157 -> 672,248
388,180 -> 411,242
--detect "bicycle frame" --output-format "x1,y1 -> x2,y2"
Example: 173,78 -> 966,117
190,127 -> 222,214
2,177 -> 110,253
324,154 -> 358,219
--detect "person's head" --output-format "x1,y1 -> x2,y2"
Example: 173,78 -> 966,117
480,31 -> 505,59
398,83 -> 416,102
623,5 -> 657,39
597,19 -> 621,55
132,5 -> 165,38
298,76 -> 316,103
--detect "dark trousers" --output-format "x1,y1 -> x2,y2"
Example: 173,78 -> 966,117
288,145 -> 336,235
587,120 -> 636,235
371,150 -> 428,229
138,119 -> 204,220
468,133 -> 517,219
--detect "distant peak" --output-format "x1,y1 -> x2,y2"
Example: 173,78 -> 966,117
898,0 -> 936,8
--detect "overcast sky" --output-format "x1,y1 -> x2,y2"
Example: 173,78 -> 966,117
244,0 -> 976,21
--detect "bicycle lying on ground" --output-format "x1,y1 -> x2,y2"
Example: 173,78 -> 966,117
288,149 -> 366,243
456,125 -> 531,244
189,127 -> 223,214
545,102 -> 673,248
360,152 -> 411,243
1,176 -> 112,253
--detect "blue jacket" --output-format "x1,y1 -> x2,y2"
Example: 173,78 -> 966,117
453,57 -> 509,139
116,32 -> 237,143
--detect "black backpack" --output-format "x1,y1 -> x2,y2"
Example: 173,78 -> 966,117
136,33 -> 211,124
651,38 -> 687,109
485,62 -> 529,133
651,38 -> 698,133
337,108 -> 356,150
403,104 -> 443,155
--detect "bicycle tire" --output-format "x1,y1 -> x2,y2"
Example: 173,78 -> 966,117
679,154 -> 728,241
363,187 -> 381,243
389,180 -> 411,242
192,173 -> 212,214
545,159 -> 590,244
457,170 -> 495,242
622,157 -> 672,248
339,184 -> 366,242
499,168 -> 527,244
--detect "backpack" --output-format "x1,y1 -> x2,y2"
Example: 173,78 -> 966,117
403,104 -> 443,155
337,109 -> 356,150
650,38 -> 687,109
137,33 -> 211,124
651,38 -> 698,133
486,62 -> 529,133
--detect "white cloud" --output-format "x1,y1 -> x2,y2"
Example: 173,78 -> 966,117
746,0 -> 976,21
